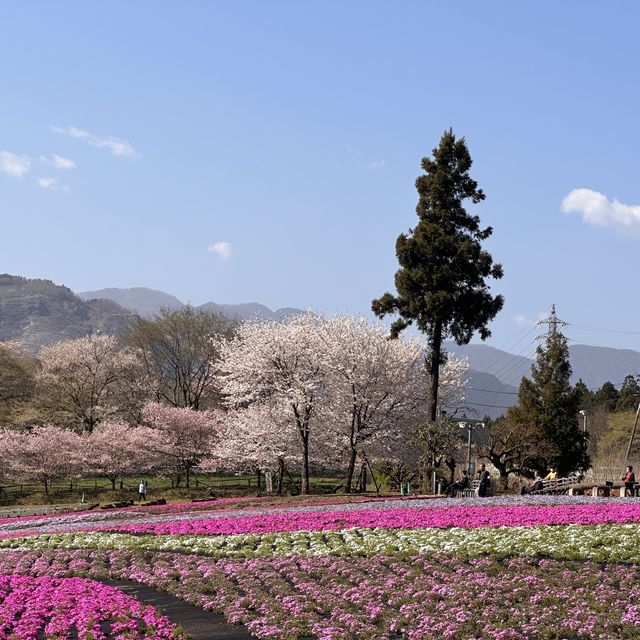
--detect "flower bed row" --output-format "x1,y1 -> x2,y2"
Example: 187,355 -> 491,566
3,522 -> 640,563
0,548 -> 637,639
103,502 -> 640,537
0,573 -> 185,640
2,495 -> 639,541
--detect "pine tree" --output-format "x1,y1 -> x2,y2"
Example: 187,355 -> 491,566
372,130 -> 503,421
508,307 -> 589,475
593,381 -> 620,413
574,379 -> 594,411
617,375 -> 640,413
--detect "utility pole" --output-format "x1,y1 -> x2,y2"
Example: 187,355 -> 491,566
624,401 -> 640,466
536,304 -> 568,337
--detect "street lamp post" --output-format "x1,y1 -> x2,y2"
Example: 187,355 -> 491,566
466,423 -> 473,476
458,420 -> 486,477
579,410 -> 587,433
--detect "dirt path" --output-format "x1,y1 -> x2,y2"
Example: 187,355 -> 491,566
104,580 -> 255,640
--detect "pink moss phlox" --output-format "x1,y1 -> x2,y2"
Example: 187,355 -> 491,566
109,502 -> 640,536
0,574 -> 184,639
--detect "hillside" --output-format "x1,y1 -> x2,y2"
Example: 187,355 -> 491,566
459,370 -> 518,419
0,275 -> 134,353
446,340 -> 640,417
4,276 -> 640,416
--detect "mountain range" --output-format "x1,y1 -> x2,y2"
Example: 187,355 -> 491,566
445,341 -> 640,419
78,286 -> 303,323
0,275 -> 305,353
2,275 -> 639,419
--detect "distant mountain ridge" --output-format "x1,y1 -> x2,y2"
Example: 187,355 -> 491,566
459,369 -> 518,420
78,287 -> 183,317
446,341 -> 640,389
446,340 -> 640,417
79,286 -> 305,322
1,277 -> 305,353
0,274 -> 134,352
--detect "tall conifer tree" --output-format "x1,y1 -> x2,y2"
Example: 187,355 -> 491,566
508,307 -> 589,475
372,130 -> 503,421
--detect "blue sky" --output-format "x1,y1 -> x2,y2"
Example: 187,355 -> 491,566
2,1 -> 640,355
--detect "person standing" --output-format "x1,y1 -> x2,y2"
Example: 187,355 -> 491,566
622,465 -> 636,497
477,464 -> 491,497
138,480 -> 146,502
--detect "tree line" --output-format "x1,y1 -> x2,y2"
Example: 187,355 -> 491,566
0,310 -> 468,495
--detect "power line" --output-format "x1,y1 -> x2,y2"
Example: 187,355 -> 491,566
455,401 -> 513,410
466,386 -> 519,395
481,324 -> 539,375
489,339 -> 537,385
498,346 -> 539,387
568,323 -> 640,336
465,375 -> 638,397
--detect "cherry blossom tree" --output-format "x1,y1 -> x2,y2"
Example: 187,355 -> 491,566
2,426 -> 84,495
141,402 -> 222,487
88,422 -> 157,490
36,334 -> 148,432
370,355 -> 469,491
211,401 -> 311,494
317,316 -> 431,492
218,314 -> 328,494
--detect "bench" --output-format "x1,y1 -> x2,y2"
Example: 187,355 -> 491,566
457,479 -> 494,498
530,475 -> 581,495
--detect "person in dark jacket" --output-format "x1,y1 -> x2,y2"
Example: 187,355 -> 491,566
477,464 -> 491,497
448,470 -> 470,497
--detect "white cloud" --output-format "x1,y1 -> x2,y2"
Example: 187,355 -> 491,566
52,125 -> 137,157
514,311 -> 550,327
366,159 -> 386,170
207,241 -> 232,261
562,188 -> 640,233
346,145 -> 386,170
0,150 -> 31,178
36,177 -> 71,193
40,154 -> 76,170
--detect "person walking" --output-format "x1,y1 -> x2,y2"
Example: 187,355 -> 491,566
622,465 -> 636,497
